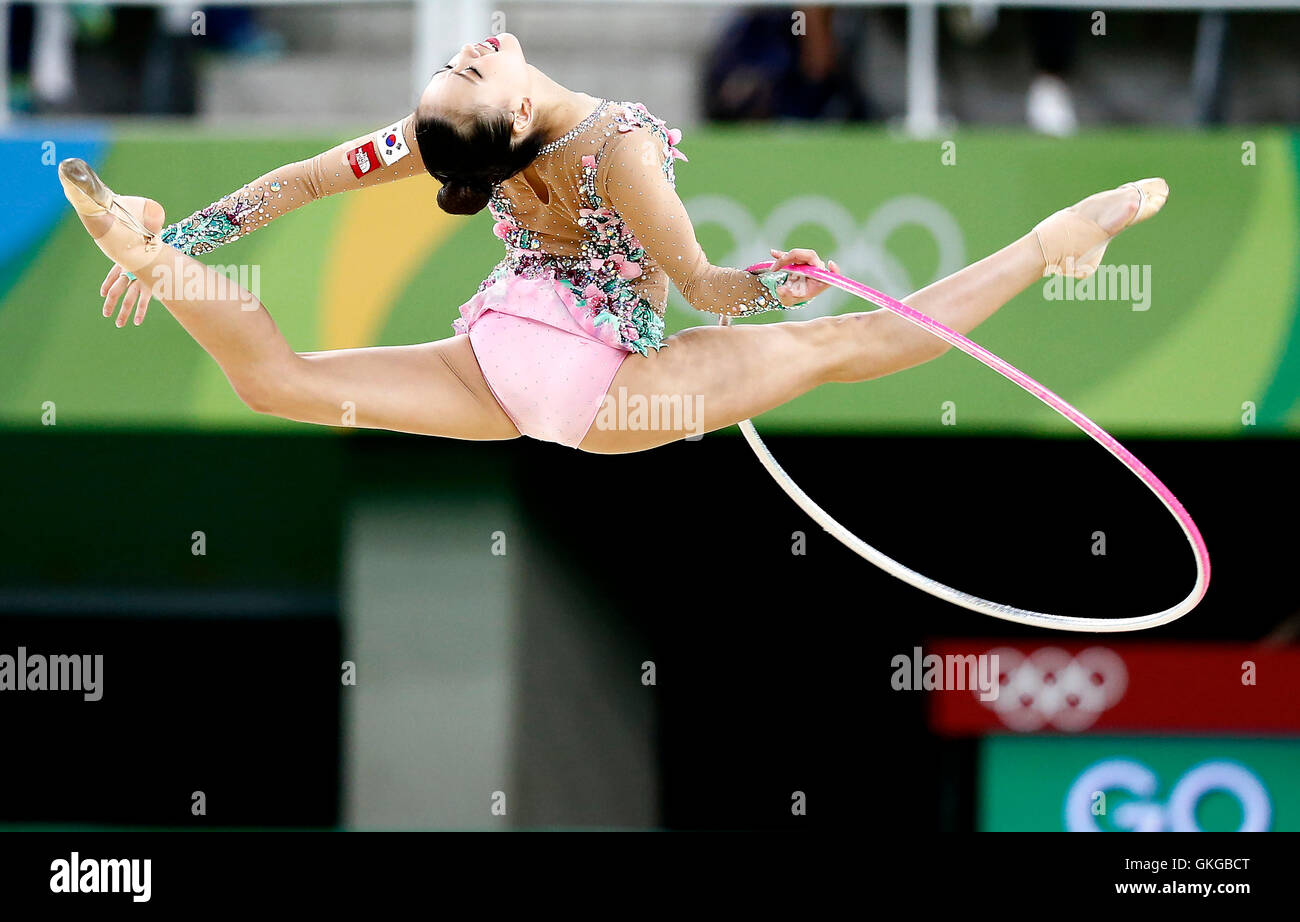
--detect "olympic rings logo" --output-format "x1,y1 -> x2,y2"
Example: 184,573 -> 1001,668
1065,759 -> 1272,832
979,646 -> 1128,732
677,194 -> 966,321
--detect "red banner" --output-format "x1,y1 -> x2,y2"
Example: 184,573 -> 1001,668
925,642 -> 1300,735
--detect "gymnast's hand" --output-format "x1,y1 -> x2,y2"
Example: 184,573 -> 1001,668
768,247 -> 840,307
98,203 -> 166,329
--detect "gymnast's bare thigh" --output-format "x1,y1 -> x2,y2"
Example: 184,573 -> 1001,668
270,334 -> 522,441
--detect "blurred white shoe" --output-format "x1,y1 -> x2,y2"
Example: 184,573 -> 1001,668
32,5 -> 75,105
1027,74 -> 1078,137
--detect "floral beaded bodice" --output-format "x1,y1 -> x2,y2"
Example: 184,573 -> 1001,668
473,99 -> 784,355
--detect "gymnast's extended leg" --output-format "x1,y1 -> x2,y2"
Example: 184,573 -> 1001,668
58,163 -> 519,440
580,181 -> 1164,453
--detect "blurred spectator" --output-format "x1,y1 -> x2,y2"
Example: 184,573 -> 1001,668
207,7 -> 286,58
1025,9 -> 1079,136
5,3 -> 34,113
703,6 -> 873,121
31,4 -> 76,108
948,5 -> 1080,135
6,3 -> 90,112
5,3 -> 284,117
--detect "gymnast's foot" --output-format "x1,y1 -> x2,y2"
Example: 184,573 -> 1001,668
1033,178 -> 1168,278
58,158 -> 166,274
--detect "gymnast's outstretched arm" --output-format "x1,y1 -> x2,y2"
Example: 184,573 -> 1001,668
100,114 -> 424,326
597,126 -> 836,317
161,113 -> 424,255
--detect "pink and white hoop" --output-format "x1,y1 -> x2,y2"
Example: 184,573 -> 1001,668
721,261 -> 1210,632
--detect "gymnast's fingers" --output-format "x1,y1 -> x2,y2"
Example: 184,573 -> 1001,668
769,247 -> 796,270
103,273 -> 130,318
788,248 -> 826,271
769,247 -> 824,273
777,276 -> 815,306
101,263 -> 124,298
115,282 -> 142,329
805,259 -> 841,293
133,283 -> 153,326
779,257 -> 840,305
785,274 -> 813,296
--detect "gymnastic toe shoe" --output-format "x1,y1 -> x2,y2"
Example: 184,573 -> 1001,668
1033,177 -> 1169,279
59,158 -> 166,274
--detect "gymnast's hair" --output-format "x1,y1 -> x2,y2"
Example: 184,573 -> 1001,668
414,106 -> 546,216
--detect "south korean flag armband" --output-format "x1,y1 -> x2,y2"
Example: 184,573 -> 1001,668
372,121 -> 411,168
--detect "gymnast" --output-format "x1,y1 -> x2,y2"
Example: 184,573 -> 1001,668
58,31 -> 1166,455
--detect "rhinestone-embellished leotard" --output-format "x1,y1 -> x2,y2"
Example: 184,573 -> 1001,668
469,98 -> 792,354
157,99 -> 796,357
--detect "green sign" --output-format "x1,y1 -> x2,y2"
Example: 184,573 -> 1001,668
980,736 -> 1300,831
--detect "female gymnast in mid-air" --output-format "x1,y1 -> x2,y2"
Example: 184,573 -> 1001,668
58,32 -> 1166,455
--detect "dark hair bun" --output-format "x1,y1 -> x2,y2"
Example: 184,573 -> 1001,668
437,179 -> 492,216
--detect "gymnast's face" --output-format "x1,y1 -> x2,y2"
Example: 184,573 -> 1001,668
417,33 -> 536,141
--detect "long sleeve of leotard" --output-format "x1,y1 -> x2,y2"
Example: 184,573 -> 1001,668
160,113 -> 423,257
597,126 -> 792,317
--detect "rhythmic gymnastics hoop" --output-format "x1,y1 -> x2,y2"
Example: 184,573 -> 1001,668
720,261 -> 1210,633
